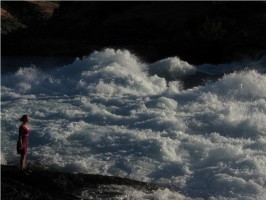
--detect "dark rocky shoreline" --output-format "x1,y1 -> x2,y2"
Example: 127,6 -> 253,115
1,165 -> 161,200
2,1 -> 266,67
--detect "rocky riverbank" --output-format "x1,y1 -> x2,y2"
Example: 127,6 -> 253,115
2,1 -> 266,66
1,165 -> 162,200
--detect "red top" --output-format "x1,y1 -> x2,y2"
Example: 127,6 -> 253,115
19,125 -> 30,139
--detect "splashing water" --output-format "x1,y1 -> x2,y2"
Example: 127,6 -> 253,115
1,48 -> 266,199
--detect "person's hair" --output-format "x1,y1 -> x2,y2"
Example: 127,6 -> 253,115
20,115 -> 28,122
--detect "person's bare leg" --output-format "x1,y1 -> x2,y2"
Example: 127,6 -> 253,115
20,154 -> 26,171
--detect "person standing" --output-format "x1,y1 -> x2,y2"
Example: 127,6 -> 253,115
17,115 -> 30,174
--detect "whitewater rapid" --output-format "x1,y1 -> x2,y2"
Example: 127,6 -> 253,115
1,48 -> 266,199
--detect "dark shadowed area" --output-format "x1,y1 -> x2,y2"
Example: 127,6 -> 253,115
1,165 -> 161,200
2,1 -> 266,67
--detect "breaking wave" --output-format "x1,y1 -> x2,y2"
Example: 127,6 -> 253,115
1,48 -> 266,199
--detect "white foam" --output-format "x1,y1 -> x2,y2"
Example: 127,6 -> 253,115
1,48 -> 266,199
148,57 -> 196,79
1,152 -> 7,165
209,70 -> 266,99
78,185 -> 190,200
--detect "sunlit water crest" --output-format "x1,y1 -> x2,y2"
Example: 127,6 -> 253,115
1,49 -> 266,199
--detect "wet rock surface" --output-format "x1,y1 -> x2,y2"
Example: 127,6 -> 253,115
1,165 -> 161,200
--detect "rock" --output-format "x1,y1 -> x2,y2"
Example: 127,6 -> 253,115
1,1 -> 59,35
1,7 -> 26,35
1,1 -> 266,65
1,165 -> 161,200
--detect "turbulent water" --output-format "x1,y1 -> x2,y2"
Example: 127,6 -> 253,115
1,48 -> 266,199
